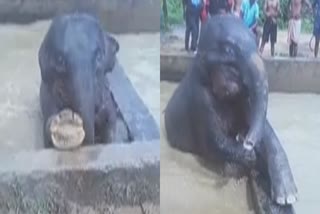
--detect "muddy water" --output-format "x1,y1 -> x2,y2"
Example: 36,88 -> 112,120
0,21 -> 159,152
160,81 -> 320,214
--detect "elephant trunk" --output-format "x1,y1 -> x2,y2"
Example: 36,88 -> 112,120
71,66 -> 95,144
243,53 -> 269,150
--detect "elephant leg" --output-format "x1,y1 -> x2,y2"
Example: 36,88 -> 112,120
40,82 -> 59,148
40,83 -> 86,149
95,82 -> 130,143
255,120 -> 298,205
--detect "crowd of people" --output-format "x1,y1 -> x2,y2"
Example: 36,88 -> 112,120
182,0 -> 320,57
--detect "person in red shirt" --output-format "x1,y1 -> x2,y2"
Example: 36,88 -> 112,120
200,0 -> 210,22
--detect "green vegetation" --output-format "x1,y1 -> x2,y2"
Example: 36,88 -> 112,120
166,0 -> 184,24
163,0 -> 314,33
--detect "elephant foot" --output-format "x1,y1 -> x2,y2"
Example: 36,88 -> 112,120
49,109 -> 85,150
270,162 -> 298,205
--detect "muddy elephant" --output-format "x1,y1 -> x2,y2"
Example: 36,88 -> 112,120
39,13 -> 129,149
164,15 -> 297,208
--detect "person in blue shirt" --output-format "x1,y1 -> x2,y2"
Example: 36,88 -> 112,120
313,0 -> 320,57
183,0 -> 204,53
240,0 -> 260,45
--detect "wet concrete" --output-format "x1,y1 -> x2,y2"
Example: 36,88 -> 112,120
0,141 -> 160,214
0,20 -> 160,152
160,52 -> 320,93
160,81 -> 320,214
0,0 -> 160,34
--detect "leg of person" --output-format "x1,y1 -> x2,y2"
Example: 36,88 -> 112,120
194,13 -> 200,51
313,17 -> 320,57
289,42 -> 294,57
270,21 -> 277,57
198,20 -> 202,49
293,19 -> 301,57
293,42 -> 298,57
288,19 -> 294,57
185,12 -> 192,51
270,43 -> 275,56
315,36 -> 320,57
254,120 -> 298,205
190,14 -> 198,52
260,19 -> 270,54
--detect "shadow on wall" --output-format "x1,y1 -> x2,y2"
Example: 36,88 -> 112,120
0,0 -> 160,33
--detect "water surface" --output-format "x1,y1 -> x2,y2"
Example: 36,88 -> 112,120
160,81 -> 320,214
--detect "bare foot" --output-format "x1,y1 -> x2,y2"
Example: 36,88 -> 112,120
49,109 -> 85,150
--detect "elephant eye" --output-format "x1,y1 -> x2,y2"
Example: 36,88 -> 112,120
57,55 -> 65,66
55,54 -> 66,72
95,49 -> 103,65
224,45 -> 235,57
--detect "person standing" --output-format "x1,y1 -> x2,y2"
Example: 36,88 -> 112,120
287,0 -> 312,57
208,0 -> 230,15
234,0 -> 243,17
313,0 -> 320,57
259,0 -> 280,56
183,0 -> 203,53
240,0 -> 260,45
200,0 -> 210,22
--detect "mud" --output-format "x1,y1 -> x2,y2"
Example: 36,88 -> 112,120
160,81 -> 320,214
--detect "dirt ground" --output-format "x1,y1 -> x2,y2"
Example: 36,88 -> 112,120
161,25 -> 315,58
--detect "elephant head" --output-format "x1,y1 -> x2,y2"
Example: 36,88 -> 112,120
38,13 -> 119,144
197,15 -> 269,150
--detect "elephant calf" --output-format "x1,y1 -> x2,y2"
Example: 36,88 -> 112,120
39,13 -> 129,149
164,15 -> 298,206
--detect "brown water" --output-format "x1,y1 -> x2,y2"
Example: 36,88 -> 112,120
0,21 -> 160,152
160,81 -> 320,214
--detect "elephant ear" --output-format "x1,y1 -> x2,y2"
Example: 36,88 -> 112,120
103,32 -> 120,73
38,37 -> 51,83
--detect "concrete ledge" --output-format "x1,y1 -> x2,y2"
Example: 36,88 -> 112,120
0,141 -> 160,213
109,62 -> 160,142
0,0 -> 160,34
160,52 -> 320,93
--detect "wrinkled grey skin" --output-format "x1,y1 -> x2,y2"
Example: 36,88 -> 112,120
164,15 -> 297,208
39,13 -> 126,147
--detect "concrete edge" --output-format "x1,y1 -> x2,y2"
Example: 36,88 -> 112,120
0,141 -> 160,212
108,61 -> 160,142
160,52 -> 320,93
0,0 -> 160,34
0,140 -> 160,174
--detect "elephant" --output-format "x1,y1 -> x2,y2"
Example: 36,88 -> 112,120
39,13 -> 129,149
164,14 -> 298,208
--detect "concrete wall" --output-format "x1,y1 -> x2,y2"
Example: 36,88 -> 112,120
109,62 -> 160,141
0,141 -> 160,213
160,52 -> 320,93
0,0 -> 160,33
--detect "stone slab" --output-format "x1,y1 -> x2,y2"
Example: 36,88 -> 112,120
0,0 -> 160,34
160,52 -> 320,93
0,141 -> 160,213
108,62 -> 160,142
